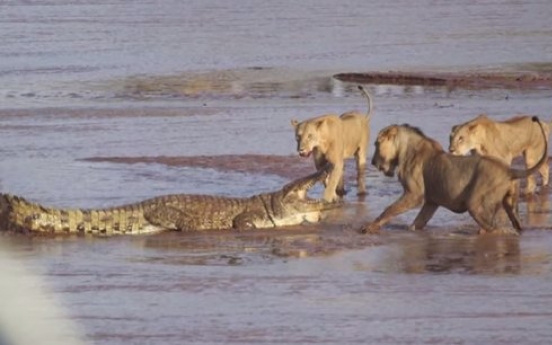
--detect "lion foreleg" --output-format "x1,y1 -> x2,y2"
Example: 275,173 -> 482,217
313,151 -> 330,187
410,202 -> 439,231
361,192 -> 423,233
336,174 -> 347,197
323,163 -> 344,202
313,151 -> 328,171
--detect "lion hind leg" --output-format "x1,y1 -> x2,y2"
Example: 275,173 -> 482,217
410,202 -> 438,231
508,180 -> 520,217
538,159 -> 550,187
502,196 -> 523,233
468,204 -> 497,234
523,152 -> 539,194
354,149 -> 367,195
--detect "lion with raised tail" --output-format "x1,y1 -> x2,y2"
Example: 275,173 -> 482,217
362,116 -> 548,235
449,114 -> 551,194
291,85 -> 373,202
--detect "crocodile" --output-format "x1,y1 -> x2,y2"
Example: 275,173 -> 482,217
0,170 -> 338,235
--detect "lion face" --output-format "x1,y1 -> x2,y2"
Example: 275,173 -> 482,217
371,126 -> 399,177
449,124 -> 480,156
291,120 -> 323,158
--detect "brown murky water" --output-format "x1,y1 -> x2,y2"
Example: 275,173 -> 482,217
2,1 -> 552,344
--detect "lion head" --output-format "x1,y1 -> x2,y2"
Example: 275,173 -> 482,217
371,125 -> 400,177
291,119 -> 327,158
449,115 -> 487,156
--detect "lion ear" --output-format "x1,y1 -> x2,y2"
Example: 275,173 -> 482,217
386,126 -> 399,138
477,113 -> 488,119
291,119 -> 299,128
467,123 -> 479,132
451,124 -> 459,134
316,118 -> 328,130
382,126 -> 398,140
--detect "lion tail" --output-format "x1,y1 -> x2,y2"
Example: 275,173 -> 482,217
510,116 -> 549,180
357,85 -> 373,121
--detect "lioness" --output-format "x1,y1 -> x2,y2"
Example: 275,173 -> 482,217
361,117 -> 547,235
449,114 -> 550,194
291,85 -> 373,202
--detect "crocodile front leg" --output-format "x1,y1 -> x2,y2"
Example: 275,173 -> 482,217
145,205 -> 243,231
145,205 -> 271,231
144,205 -> 191,231
232,210 -> 274,229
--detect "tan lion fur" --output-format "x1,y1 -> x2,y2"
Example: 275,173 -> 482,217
291,85 -> 373,202
362,118 -> 548,235
449,114 -> 551,194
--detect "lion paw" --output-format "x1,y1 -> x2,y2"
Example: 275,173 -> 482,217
359,222 -> 380,234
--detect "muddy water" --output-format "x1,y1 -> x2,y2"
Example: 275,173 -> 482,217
2,1 -> 552,344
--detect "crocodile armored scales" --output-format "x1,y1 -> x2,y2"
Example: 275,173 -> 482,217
0,170 -> 338,235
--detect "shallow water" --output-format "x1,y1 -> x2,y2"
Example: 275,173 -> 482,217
1,1 -> 552,344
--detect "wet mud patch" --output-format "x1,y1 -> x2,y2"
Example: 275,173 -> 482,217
83,154 -> 315,179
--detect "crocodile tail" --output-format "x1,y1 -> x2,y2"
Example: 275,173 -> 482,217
357,85 -> 374,121
0,193 -> 14,231
510,116 -> 549,180
0,193 -> 82,233
0,194 -> 155,235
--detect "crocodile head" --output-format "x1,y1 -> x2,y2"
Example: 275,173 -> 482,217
258,169 -> 341,228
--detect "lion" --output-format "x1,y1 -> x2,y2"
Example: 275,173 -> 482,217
449,114 -> 551,194
291,85 -> 373,202
361,117 -> 548,235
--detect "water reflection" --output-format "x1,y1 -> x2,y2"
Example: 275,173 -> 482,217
113,69 -> 335,100
388,233 -> 521,275
131,224 -> 378,266
525,190 -> 552,227
108,68 -> 460,101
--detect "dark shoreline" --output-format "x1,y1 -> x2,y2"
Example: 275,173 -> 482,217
334,70 -> 552,90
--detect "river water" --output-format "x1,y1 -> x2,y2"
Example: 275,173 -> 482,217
1,1 -> 552,344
